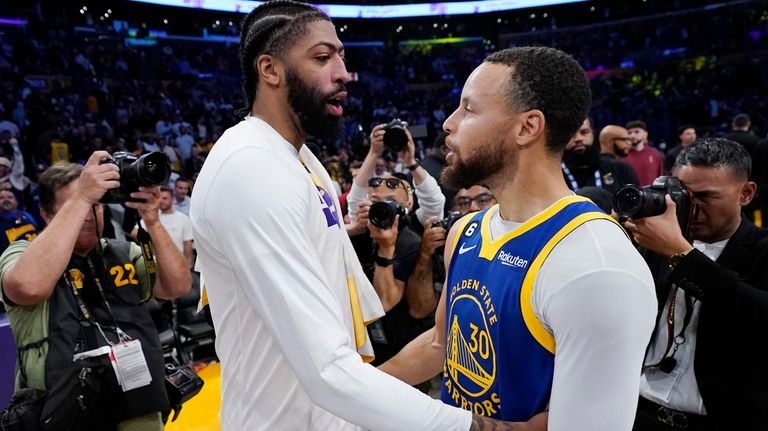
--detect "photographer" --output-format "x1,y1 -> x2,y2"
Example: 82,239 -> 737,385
347,124 -> 448,366
624,138 -> 768,431
347,122 -> 446,234
0,151 -> 190,430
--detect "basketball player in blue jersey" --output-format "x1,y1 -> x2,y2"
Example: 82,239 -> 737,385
380,47 -> 658,431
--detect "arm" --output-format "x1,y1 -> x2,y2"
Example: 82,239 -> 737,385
126,187 -> 190,300
539,221 -> 657,431
379,217 -> 457,383
402,128 -> 446,225
369,216 -> 405,312
183,240 -> 194,270
405,216 -> 444,318
2,151 -> 119,305
348,125 -> 386,223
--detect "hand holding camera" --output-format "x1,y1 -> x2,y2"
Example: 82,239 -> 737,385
125,186 -> 163,227
369,124 -> 387,155
75,151 -> 121,207
99,151 -> 171,203
368,204 -> 400,252
622,195 -> 694,257
420,216 -> 448,258
614,176 -> 698,256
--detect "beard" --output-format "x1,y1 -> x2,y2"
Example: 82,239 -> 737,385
285,70 -> 343,142
562,142 -> 600,170
614,143 -> 630,157
441,135 -> 510,190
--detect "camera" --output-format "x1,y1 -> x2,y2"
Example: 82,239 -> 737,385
432,211 -> 462,230
383,119 -> 409,153
99,151 -> 172,203
613,176 -> 698,239
369,198 -> 408,230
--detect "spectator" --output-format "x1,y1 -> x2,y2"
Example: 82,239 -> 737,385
563,118 -> 638,194
624,120 -> 664,186
599,124 -> 634,160
626,138 -> 768,431
664,124 -> 697,174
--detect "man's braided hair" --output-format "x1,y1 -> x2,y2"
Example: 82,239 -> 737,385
237,0 -> 331,117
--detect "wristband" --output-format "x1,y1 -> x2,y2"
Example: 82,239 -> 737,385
374,255 -> 395,267
406,161 -> 420,172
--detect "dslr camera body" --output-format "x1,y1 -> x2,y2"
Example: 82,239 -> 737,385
369,198 -> 408,230
613,176 -> 698,239
99,151 -> 172,203
432,211 -> 462,231
382,119 -> 409,153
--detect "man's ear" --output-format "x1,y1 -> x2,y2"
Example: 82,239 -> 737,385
740,181 -> 757,206
255,54 -> 282,87
513,109 -> 546,148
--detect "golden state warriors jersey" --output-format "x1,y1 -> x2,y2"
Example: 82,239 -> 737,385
441,196 -> 615,420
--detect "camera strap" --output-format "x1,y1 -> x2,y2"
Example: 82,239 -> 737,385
135,225 -> 157,303
643,287 -> 694,372
561,163 -> 601,191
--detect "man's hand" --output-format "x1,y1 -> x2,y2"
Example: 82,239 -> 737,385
75,151 -> 120,206
369,124 -> 386,156
347,200 -> 371,236
623,195 -> 692,256
420,216 -> 447,258
369,214 -> 399,255
125,186 -> 162,228
470,412 -> 548,431
400,126 -> 417,166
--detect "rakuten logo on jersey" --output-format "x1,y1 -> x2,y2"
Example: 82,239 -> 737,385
497,250 -> 528,269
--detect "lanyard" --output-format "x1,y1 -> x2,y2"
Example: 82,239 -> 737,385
644,287 -> 695,371
561,163 -> 601,191
64,259 -> 130,345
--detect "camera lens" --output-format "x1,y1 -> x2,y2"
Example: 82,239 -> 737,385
613,187 -> 643,217
383,127 -> 408,153
613,185 -> 667,219
369,201 -> 396,229
136,152 -> 171,186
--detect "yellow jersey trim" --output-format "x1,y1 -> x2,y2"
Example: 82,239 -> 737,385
445,213 -> 476,261
520,211 -> 619,354
478,196 -> 592,260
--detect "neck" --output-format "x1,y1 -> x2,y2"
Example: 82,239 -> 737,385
490,154 -> 572,223
161,208 -> 173,215
251,97 -> 305,151
633,141 -> 646,151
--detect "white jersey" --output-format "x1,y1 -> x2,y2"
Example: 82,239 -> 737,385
190,117 -> 471,431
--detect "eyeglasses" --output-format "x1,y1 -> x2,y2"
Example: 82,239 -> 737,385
369,177 -> 407,190
612,137 -> 633,142
453,193 -> 495,209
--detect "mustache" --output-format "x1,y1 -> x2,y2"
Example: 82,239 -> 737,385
325,86 -> 347,99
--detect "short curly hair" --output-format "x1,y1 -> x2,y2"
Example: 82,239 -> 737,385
675,137 -> 751,180
237,1 -> 331,117
484,47 -> 591,155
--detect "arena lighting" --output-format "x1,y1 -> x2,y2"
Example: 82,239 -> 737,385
127,0 -> 587,18
0,18 -> 27,26
399,36 -> 484,46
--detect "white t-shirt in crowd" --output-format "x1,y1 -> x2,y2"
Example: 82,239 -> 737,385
140,210 -> 192,253
190,117 -> 471,431
487,207 -> 657,431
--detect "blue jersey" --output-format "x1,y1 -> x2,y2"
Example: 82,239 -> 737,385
441,195 -> 616,420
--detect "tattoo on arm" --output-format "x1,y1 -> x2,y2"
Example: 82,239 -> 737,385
469,414 -> 519,431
